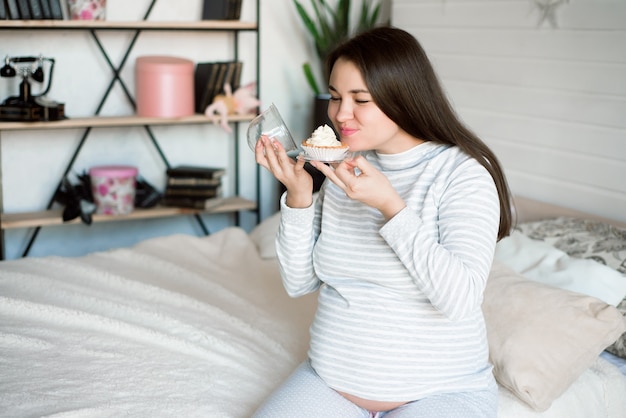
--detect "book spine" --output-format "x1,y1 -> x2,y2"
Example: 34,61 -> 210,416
227,0 -> 242,20
0,0 -> 7,19
48,0 -> 63,19
167,177 -> 222,187
16,0 -> 31,19
211,62 -> 229,100
195,61 -> 246,112
194,63 -> 209,113
166,172 -> 225,180
39,0 -> 51,19
161,196 -> 224,210
201,62 -> 224,111
201,0 -> 228,20
5,0 -> 20,19
230,61 -> 243,91
164,186 -> 222,198
221,62 -> 236,94
28,0 -> 43,19
166,167 -> 226,179
161,197 -> 207,209
195,62 -> 219,113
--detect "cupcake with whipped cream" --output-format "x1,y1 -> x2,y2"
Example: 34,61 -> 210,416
300,124 -> 349,161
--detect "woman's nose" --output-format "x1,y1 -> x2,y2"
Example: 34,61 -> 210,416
332,102 -> 352,123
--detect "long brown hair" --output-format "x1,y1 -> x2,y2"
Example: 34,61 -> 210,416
326,26 -> 513,240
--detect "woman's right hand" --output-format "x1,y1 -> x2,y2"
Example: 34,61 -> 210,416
311,155 -> 406,220
255,135 -> 313,208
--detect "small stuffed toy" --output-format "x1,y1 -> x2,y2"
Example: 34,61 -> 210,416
204,82 -> 260,133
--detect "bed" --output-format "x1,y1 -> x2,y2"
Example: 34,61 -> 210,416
1,195 -> 625,417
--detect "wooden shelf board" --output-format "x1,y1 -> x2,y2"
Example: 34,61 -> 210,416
1,197 -> 257,229
0,113 -> 256,131
0,20 -> 257,31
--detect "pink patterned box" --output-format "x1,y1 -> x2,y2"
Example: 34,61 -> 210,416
89,165 -> 138,215
67,0 -> 106,20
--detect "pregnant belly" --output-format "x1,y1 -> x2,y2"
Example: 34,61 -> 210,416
338,390 -> 409,412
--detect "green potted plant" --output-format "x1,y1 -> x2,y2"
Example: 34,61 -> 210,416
293,0 -> 384,95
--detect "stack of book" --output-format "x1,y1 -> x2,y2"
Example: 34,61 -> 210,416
194,60 -> 243,113
161,165 -> 226,210
1,0 -> 64,20
201,0 -> 242,20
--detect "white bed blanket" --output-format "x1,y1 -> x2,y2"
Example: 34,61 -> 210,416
0,228 -> 316,417
0,227 -> 624,417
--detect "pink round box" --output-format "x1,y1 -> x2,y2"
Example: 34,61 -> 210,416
89,165 -> 139,215
135,56 -> 195,118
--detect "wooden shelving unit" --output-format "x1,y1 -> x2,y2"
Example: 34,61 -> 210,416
0,1 -> 261,259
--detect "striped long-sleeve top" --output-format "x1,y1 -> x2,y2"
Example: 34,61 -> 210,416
276,141 -> 500,402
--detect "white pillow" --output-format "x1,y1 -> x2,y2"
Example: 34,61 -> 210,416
249,211 -> 280,259
249,193 -> 319,259
495,230 -> 626,305
483,262 -> 626,411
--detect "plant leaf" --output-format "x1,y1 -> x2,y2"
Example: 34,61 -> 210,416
294,1 -> 322,46
292,0 -> 384,94
303,62 -> 321,95
357,0 -> 381,34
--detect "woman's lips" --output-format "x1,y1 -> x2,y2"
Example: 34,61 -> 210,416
340,127 -> 358,137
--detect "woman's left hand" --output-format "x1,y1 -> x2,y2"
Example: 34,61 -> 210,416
311,156 -> 406,220
255,135 -> 313,208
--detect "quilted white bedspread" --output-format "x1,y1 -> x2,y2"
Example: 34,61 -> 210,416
0,227 -> 624,417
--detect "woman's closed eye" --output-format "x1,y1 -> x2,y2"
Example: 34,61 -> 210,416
329,96 -> 371,104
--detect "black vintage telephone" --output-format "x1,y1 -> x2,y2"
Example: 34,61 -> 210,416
0,54 -> 65,122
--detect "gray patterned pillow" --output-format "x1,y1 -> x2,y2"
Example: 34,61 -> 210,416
515,217 -> 626,359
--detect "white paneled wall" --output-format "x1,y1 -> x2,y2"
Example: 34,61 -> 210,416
392,0 -> 626,223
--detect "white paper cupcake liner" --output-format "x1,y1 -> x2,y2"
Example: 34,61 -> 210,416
300,144 -> 350,162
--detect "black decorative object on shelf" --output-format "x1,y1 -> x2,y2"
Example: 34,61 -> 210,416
54,172 -> 96,225
0,54 -> 65,122
54,173 -> 162,222
134,177 -> 162,209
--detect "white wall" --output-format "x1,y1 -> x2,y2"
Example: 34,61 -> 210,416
392,0 -> 626,223
0,0 -> 322,259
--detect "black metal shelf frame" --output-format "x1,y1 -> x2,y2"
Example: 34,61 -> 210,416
0,0 -> 261,258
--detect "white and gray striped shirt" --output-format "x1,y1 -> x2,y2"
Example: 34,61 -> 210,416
276,141 -> 500,401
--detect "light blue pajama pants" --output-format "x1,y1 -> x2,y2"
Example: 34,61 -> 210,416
252,361 -> 498,418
